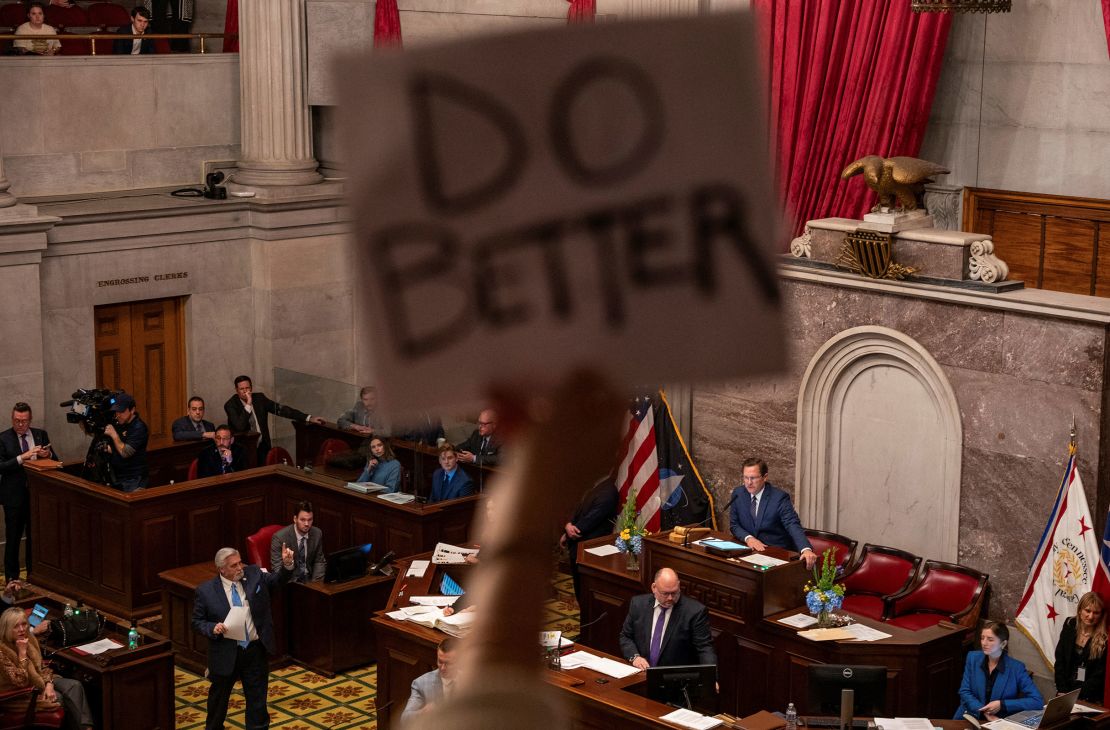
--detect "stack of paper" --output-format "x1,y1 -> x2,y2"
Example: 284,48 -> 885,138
436,611 -> 476,638
406,560 -> 430,578
378,492 -> 416,504
874,718 -> 933,730
660,708 -> 722,730
778,614 -> 818,628
842,623 -> 892,641
560,650 -> 639,678
409,596 -> 459,607
739,553 -> 787,568
345,481 -> 390,494
432,543 -> 480,564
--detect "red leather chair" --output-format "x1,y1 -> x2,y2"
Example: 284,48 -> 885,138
56,31 -> 90,56
0,3 -> 25,30
804,528 -> 858,571
883,560 -> 990,630
44,4 -> 86,29
840,544 -> 921,621
0,686 -> 66,729
87,2 -> 129,31
315,438 -> 350,467
245,524 -> 284,571
265,446 -> 293,466
186,458 -> 199,481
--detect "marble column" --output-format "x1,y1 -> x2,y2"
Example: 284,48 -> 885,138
235,0 -> 323,187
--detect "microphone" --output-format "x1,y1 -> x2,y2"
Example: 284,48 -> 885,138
575,610 -> 608,634
683,491 -> 739,548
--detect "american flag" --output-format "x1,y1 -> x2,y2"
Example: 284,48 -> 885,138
613,391 -> 714,532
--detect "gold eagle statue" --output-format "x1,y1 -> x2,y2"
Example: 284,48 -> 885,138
840,155 -> 950,212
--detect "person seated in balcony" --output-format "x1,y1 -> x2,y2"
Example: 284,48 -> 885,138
12,3 -> 60,56
1055,591 -> 1107,703
112,6 -> 154,55
355,436 -> 401,492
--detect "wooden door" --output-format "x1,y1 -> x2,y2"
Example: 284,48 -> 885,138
94,297 -> 186,449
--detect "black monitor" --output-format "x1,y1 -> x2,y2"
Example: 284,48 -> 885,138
807,664 -> 886,716
324,543 -> 373,583
646,664 -> 718,714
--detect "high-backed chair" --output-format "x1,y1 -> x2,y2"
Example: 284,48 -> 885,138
44,3 -> 86,29
804,528 -> 858,571
315,438 -> 350,467
87,2 -> 129,31
265,446 -> 293,466
840,544 -> 921,621
0,686 -> 66,729
186,457 -> 199,481
0,3 -> 25,30
883,560 -> 990,630
245,524 -> 284,571
56,31 -> 90,55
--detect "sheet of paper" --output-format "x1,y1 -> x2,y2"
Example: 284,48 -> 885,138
385,609 -> 410,621
778,613 -> 819,628
409,595 -> 460,607
983,720 -> 1026,730
339,12 -> 784,413
378,492 -> 416,504
222,606 -> 250,641
559,651 -> 596,669
406,559 -> 431,578
739,553 -> 788,568
399,605 -> 440,616
797,627 -> 855,641
407,608 -> 446,628
842,623 -> 892,642
585,544 -> 621,557
73,638 -> 124,655
1074,704 -> 1103,714
660,708 -> 723,729
895,719 -> 934,730
432,542 -> 480,564
558,650 -> 639,678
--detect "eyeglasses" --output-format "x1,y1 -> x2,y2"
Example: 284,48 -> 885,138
477,421 -> 494,426
742,476 -> 764,482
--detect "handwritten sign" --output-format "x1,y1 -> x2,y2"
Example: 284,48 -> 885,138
340,13 -> 784,412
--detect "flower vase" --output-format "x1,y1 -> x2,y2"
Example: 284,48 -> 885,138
816,609 -> 833,628
626,550 -> 640,572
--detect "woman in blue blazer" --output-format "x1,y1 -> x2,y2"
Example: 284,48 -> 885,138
357,436 -> 402,492
955,622 -> 1043,720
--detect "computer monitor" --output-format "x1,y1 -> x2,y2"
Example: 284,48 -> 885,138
323,543 -> 373,583
646,664 -> 718,714
807,664 -> 887,716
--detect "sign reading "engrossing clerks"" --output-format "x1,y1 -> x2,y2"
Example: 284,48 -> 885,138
341,13 -> 785,412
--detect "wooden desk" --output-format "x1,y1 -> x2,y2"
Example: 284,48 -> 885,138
29,464 -> 478,618
61,432 -> 260,487
577,531 -> 971,718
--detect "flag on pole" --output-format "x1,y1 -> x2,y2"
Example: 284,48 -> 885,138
613,391 -> 715,532
1093,485 -> 1110,702
1015,448 -> 1100,666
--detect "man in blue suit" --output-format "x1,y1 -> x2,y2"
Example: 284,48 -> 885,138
728,458 -> 816,569
429,443 -> 475,502
192,545 -> 293,730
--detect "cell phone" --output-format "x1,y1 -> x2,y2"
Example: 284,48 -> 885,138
28,604 -> 49,628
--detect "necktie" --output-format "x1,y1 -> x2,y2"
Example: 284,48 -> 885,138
19,433 -> 29,455
750,495 -> 758,520
649,606 -> 668,666
298,537 -> 307,579
481,437 -> 489,453
230,583 -> 249,648
196,421 -> 204,434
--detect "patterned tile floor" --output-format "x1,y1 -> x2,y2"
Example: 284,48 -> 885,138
174,574 -> 582,729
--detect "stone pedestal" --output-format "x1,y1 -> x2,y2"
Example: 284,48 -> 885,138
235,0 -> 323,187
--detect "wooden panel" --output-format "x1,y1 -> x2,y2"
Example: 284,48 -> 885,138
315,505 -> 347,548
67,504 -> 96,577
35,492 -> 64,568
230,495 -> 268,545
94,304 -> 129,390
1095,224 -> 1110,297
734,634 -> 774,718
100,513 -> 127,591
990,210 -> 1043,287
138,515 -> 177,595
1043,217 -> 1097,294
186,505 -> 224,564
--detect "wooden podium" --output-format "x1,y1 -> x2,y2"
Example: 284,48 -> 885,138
577,531 -> 971,718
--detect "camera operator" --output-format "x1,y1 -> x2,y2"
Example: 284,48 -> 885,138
103,394 -> 149,492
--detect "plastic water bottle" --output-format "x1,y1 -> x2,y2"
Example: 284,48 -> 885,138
786,703 -> 797,730
128,621 -> 140,649
63,603 -> 74,618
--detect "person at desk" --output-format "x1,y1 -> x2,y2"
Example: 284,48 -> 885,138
193,545 -> 294,730
430,443 -> 475,502
103,393 -> 149,492
171,396 -> 216,441
356,436 -> 401,492
728,457 -> 816,569
337,386 -> 385,435
196,425 -> 248,478
456,409 -> 502,466
270,501 -> 325,583
955,622 -> 1043,721
224,374 -> 324,464
0,402 -> 56,583
619,567 -> 716,670
402,637 -> 461,720
0,606 -> 94,729
1055,591 -> 1107,703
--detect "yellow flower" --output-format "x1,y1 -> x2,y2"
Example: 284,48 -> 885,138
620,529 -> 631,540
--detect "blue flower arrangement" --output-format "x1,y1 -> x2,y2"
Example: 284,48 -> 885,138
803,548 -> 845,624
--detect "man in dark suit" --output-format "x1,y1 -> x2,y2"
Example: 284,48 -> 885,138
269,501 -> 325,583
192,545 -> 293,730
728,457 -> 816,569
196,425 -> 248,478
619,567 -> 716,670
455,408 -> 502,466
429,443 -> 475,502
223,375 -> 324,464
561,476 -> 619,605
0,403 -> 56,583
171,396 -> 216,441
112,6 -> 154,55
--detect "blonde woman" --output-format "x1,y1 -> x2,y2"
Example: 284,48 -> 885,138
0,606 -> 93,729
1055,591 -> 1107,702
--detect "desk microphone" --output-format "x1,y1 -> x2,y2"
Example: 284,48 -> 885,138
683,492 -> 739,548
575,611 -> 608,634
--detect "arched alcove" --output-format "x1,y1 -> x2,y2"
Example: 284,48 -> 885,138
795,326 -> 962,562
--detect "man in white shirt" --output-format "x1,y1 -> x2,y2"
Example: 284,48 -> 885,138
402,638 -> 461,720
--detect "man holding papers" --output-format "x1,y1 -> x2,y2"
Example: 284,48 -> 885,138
619,568 -> 716,670
192,545 -> 294,730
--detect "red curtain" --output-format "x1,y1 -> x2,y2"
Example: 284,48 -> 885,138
374,0 -> 403,48
223,0 -> 238,53
752,1 -> 952,241
1103,0 -> 1110,59
567,0 -> 596,24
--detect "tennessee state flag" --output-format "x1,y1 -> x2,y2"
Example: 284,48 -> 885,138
1015,449 -> 1100,666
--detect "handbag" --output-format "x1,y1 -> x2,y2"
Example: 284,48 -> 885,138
51,609 -> 103,647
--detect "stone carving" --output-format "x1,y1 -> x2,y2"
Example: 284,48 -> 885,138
923,184 -> 963,230
790,228 -> 812,258
841,155 -> 951,212
968,239 -> 1009,283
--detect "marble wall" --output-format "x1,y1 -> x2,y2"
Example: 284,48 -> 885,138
920,0 -> 1110,200
692,265 -> 1110,620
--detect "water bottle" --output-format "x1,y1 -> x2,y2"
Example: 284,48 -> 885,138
63,603 -> 74,618
128,620 -> 140,649
786,702 -> 797,730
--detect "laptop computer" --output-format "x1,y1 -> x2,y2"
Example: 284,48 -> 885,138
1002,688 -> 1080,729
